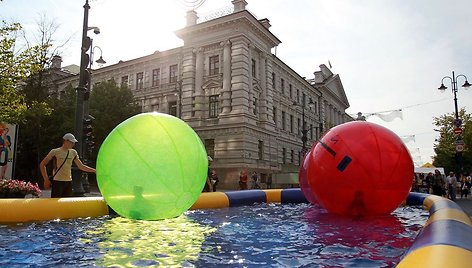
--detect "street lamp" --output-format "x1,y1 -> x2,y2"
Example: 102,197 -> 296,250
293,97 -> 315,156
438,71 -> 471,120
92,46 -> 106,66
438,71 -> 470,174
73,0 -> 101,196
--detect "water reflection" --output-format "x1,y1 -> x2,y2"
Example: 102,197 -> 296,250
85,216 -> 216,267
302,204 -> 419,267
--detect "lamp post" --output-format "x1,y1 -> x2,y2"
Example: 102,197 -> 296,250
293,97 -> 314,156
438,71 -> 471,174
83,43 -> 105,164
73,0 -> 101,195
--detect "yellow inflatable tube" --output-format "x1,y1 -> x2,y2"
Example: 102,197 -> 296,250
0,197 -> 108,224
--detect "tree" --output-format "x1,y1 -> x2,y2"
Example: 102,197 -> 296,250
432,108 -> 471,174
88,79 -> 141,163
0,21 -> 44,123
12,16 -> 69,182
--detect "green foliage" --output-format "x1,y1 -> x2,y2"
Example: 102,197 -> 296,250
432,108 -> 471,174
0,21 -> 34,123
88,79 -> 141,163
0,19 -> 53,124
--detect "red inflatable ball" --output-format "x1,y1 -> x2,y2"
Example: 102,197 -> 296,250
299,149 -> 317,204
307,121 -> 413,217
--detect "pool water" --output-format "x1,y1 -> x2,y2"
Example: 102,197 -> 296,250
0,203 -> 427,267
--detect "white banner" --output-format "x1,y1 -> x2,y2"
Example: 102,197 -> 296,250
375,110 -> 403,122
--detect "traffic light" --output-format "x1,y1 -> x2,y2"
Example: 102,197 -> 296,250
83,114 -> 95,153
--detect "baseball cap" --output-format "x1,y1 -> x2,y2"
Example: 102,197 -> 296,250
63,133 -> 78,143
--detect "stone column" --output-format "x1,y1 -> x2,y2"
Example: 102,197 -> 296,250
221,40 -> 232,114
194,47 -> 204,118
259,52 -> 268,122
248,44 -> 254,115
180,47 -> 195,119
266,54 -> 275,126
230,36 -> 250,115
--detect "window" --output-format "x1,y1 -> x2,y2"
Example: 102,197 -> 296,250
136,72 -> 144,90
272,72 -> 276,89
290,114 -> 293,133
205,139 -> 215,159
121,75 -> 129,88
209,95 -> 219,118
169,101 -> 177,116
258,140 -> 263,160
282,148 -> 286,164
298,118 -> 301,135
289,84 -> 293,98
209,56 -> 219,76
291,149 -> 294,163
310,123 -> 313,139
296,89 -> 299,103
152,68 -> 160,87
273,106 -> 277,127
282,111 -> 286,130
169,64 -> 178,83
281,78 -> 285,94
253,97 -> 257,115
302,93 -> 306,106
251,59 -> 256,77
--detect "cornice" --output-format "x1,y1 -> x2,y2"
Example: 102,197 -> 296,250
175,11 -> 281,48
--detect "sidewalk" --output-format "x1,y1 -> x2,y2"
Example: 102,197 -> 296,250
455,197 -> 472,218
39,185 -> 102,198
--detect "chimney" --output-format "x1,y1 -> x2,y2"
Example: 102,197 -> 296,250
313,71 -> 324,84
186,10 -> 198,26
51,55 -> 62,69
319,64 -> 333,78
259,18 -> 271,29
232,0 -> 248,13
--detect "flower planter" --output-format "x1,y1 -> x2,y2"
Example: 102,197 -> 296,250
0,179 -> 41,198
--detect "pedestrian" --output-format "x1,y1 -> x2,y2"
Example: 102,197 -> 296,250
446,171 -> 457,201
425,172 -> 433,193
203,170 -> 213,192
210,169 -> 219,192
239,170 -> 248,190
432,169 -> 445,196
460,174 -> 470,199
266,174 -> 273,189
251,171 -> 260,189
0,123 -> 12,179
39,133 -> 96,198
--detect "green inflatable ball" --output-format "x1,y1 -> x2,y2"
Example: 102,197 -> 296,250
96,112 -> 208,220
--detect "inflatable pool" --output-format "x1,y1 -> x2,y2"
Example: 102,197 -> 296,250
1,190 -> 471,267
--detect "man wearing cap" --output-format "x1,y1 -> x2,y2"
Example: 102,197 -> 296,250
39,133 -> 96,198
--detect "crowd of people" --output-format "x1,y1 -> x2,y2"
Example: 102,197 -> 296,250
202,169 -> 273,192
413,169 -> 471,201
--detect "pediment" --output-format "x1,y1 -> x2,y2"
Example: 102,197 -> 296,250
324,75 -> 350,108
202,79 -> 222,89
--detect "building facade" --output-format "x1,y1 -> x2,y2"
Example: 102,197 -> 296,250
55,0 -> 352,188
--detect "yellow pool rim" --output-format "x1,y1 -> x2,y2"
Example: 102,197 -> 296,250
1,190 -> 470,267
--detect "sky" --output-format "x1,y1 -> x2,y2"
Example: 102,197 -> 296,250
2,0 -> 472,166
